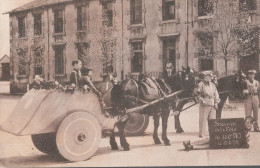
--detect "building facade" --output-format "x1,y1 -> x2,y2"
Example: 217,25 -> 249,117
8,0 -> 260,93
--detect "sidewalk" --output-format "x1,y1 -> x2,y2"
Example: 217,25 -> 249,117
0,81 -> 10,94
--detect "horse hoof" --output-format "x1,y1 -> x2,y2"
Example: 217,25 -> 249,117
111,145 -> 119,150
164,142 -> 171,146
154,139 -> 162,144
176,128 -> 184,133
123,145 -> 130,151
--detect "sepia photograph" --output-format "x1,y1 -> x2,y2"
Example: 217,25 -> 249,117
0,0 -> 260,167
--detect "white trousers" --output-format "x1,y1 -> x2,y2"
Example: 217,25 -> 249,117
199,104 -> 216,137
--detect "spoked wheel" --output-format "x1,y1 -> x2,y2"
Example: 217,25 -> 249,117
31,133 -> 59,155
125,114 -> 149,136
56,112 -> 101,162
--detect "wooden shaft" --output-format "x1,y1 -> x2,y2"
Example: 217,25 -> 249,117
125,90 -> 184,114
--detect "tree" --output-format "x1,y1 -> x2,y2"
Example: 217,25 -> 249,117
194,0 -> 259,75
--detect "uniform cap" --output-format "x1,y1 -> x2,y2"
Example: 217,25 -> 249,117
248,69 -> 257,74
201,71 -> 213,76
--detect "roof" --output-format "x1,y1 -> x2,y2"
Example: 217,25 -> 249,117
5,0 -> 73,14
0,55 -> 10,63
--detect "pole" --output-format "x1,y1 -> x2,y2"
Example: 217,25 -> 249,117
121,0 -> 124,80
186,0 -> 189,66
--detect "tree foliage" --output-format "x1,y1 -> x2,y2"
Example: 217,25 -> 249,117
195,0 -> 259,75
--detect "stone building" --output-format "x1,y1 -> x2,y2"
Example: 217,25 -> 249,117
6,0 -> 260,93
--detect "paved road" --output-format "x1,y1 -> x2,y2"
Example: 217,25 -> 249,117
0,95 -> 259,167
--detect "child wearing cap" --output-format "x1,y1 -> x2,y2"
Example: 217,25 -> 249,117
243,69 -> 260,132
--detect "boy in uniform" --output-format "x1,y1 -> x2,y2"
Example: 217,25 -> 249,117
243,69 -> 260,132
70,59 -> 82,87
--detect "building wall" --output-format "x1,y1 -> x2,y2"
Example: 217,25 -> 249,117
9,0 -> 260,93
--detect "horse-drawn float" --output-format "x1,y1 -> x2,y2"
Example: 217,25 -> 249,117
0,81 -> 183,162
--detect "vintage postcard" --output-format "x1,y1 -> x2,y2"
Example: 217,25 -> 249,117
0,0 -> 260,167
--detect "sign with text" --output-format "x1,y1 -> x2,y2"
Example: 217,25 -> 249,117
208,118 -> 248,149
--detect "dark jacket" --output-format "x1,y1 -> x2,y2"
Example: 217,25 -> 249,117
70,69 -> 81,86
81,75 -> 99,93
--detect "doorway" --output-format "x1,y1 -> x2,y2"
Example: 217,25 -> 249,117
1,63 -> 10,81
163,37 -> 176,73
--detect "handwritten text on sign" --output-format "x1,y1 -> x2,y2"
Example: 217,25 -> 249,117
208,118 -> 247,149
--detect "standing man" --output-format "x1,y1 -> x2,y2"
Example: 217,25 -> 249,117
196,71 -> 220,138
166,60 -> 173,77
243,69 -> 260,132
70,59 -> 82,87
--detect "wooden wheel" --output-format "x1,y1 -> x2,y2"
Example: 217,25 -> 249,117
125,114 -> 149,136
31,133 -> 58,155
56,112 -> 101,162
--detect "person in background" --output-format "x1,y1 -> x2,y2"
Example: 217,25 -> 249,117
243,69 -> 260,132
166,60 -> 173,77
70,59 -> 82,87
30,75 -> 44,90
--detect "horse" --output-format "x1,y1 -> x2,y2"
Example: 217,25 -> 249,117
173,70 -> 246,132
158,66 -> 197,133
107,68 -> 195,151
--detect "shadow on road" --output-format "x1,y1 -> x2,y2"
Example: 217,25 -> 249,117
0,142 -> 177,167
0,154 -> 64,167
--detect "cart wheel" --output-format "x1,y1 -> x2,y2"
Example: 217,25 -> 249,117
56,112 -> 101,162
125,114 -> 149,136
31,133 -> 58,155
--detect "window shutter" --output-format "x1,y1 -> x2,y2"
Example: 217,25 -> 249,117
162,0 -> 166,20
82,6 -> 87,29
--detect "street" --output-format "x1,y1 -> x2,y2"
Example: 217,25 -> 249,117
0,94 -> 259,167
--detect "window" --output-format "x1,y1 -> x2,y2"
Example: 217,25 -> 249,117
54,9 -> 64,33
17,48 -> 27,75
102,1 -> 113,27
198,0 -> 213,17
18,59 -> 27,75
34,13 -> 42,36
198,35 -> 214,71
130,0 -> 142,25
162,0 -> 175,21
77,6 -> 87,30
77,43 -> 88,65
34,50 -> 43,75
239,0 -> 256,11
102,41 -> 115,74
163,37 -> 176,73
18,16 -> 26,38
54,46 -> 65,74
131,41 -> 143,73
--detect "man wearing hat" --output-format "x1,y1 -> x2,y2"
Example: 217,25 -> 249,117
196,70 -> 220,138
243,69 -> 260,132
